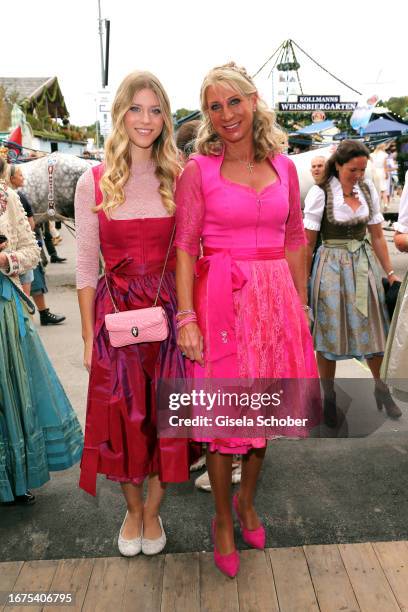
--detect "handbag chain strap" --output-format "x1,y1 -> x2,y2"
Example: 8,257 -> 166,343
104,271 -> 119,313
105,222 -> 176,313
153,223 -> 176,307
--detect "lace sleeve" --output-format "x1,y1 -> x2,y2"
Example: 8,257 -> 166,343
285,158 -> 307,250
75,169 -> 100,289
174,160 -> 205,256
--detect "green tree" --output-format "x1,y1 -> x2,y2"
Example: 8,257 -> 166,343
174,108 -> 196,121
378,97 -> 408,120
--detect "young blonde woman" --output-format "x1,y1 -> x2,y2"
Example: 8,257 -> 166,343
75,71 -> 190,556
175,63 -> 318,577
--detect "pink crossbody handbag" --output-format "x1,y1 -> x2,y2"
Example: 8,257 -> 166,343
104,225 -> 175,348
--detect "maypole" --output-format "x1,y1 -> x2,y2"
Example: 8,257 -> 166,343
254,39 -> 362,108
98,0 -> 105,90
96,1 -> 111,149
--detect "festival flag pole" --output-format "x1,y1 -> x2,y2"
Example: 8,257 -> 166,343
98,0 -> 105,89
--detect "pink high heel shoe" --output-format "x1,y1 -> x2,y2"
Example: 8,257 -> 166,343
233,493 -> 266,550
211,519 -> 240,578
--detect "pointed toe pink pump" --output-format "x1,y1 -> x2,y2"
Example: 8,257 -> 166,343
211,519 -> 240,578
233,493 -> 266,550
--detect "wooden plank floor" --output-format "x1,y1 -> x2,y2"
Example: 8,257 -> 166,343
1,541 -> 408,612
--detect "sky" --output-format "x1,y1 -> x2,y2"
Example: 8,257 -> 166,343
3,0 -> 407,126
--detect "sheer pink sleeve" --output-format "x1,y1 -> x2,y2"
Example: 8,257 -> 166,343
285,157 -> 307,250
75,168 -> 100,289
174,160 -> 205,257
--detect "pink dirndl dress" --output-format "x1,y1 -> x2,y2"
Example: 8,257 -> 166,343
175,151 -> 319,454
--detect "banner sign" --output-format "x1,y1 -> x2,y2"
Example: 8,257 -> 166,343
298,96 -> 340,103
97,90 -> 112,137
278,95 -> 357,112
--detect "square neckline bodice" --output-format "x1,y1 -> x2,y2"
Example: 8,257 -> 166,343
218,148 -> 281,196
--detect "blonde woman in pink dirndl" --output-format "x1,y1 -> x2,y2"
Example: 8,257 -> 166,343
175,63 -> 318,577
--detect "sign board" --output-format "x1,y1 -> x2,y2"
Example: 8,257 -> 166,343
298,96 -> 340,103
97,90 -> 112,136
278,95 -> 357,112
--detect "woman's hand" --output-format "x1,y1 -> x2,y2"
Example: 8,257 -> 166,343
83,337 -> 94,373
177,322 -> 204,366
369,224 -> 400,286
388,273 -> 400,285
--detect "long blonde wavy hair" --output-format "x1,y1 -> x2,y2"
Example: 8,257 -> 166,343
99,71 -> 180,216
195,62 -> 287,160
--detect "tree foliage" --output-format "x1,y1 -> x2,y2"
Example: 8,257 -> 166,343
174,108 -> 196,121
378,96 -> 408,120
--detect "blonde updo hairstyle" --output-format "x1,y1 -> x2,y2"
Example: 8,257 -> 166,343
196,62 -> 287,160
99,70 -> 180,216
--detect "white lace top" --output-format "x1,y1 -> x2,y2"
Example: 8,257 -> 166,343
303,176 -> 384,231
394,170 -> 408,234
0,181 -> 40,278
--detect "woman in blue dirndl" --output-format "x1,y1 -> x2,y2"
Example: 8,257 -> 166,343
0,167 -> 83,504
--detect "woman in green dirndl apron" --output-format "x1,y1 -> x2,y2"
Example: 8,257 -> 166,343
304,141 -> 401,424
381,170 -> 408,401
0,166 -> 83,504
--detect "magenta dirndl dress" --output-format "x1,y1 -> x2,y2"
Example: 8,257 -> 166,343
174,151 -> 319,453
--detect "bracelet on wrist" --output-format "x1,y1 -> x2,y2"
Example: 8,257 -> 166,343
177,315 -> 198,330
176,309 -> 196,319
387,269 -> 395,277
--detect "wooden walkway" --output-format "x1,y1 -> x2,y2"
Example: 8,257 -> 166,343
2,541 -> 408,611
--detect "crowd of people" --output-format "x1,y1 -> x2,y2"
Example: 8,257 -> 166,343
0,63 -> 407,580
371,142 -> 400,211
4,163 -> 67,324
